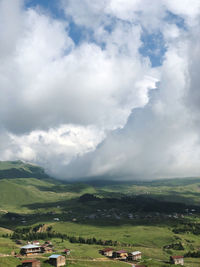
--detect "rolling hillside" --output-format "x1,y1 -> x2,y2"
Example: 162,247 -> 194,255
0,160 -> 49,179
0,161 -> 96,212
1,160 -> 200,212
0,161 -> 200,266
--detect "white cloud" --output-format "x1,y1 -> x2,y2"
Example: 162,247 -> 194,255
165,0 -> 200,26
57,22 -> 200,180
0,0 -> 24,58
0,3 -> 156,135
0,0 -> 200,180
1,125 -> 105,177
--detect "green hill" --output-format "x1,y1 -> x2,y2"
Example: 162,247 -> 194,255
1,160 -> 200,212
0,161 -> 96,213
0,161 -> 200,267
0,160 -> 49,179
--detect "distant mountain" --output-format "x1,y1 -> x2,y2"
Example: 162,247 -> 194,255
0,160 -> 49,179
0,160 -> 200,214
0,161 -> 96,213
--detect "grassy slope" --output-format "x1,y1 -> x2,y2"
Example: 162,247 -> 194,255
0,161 -> 24,170
0,161 -> 96,212
3,181 -> 94,212
0,237 -> 19,254
0,178 -> 97,212
0,161 -> 200,212
0,227 -> 12,235
1,161 -> 200,266
0,257 -> 21,267
0,178 -> 62,212
0,160 -> 49,179
52,222 -> 174,248
100,177 -> 200,205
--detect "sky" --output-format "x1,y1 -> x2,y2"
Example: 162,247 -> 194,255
0,0 -> 200,180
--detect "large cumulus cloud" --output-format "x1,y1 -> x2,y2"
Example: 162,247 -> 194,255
0,0 -> 200,180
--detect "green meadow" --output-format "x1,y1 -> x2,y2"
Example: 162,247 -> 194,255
0,161 -> 200,266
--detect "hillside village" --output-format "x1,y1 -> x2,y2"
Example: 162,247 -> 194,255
0,237 -> 187,267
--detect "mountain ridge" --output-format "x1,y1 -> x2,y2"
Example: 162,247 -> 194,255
0,160 -> 49,179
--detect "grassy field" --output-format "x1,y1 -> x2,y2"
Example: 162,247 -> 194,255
0,236 -> 21,255
0,161 -> 200,266
0,256 -> 21,267
1,161 -> 200,213
52,222 -> 174,248
0,227 -> 12,235
0,222 -> 200,266
65,260 -> 130,266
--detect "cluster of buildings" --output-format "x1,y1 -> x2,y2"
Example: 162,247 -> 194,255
19,241 -> 70,267
100,248 -> 184,266
17,239 -> 184,266
21,255 -> 66,267
100,248 -> 142,261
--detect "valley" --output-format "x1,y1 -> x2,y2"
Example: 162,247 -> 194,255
0,161 -> 200,266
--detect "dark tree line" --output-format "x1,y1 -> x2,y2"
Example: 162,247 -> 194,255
173,223 -> 200,235
163,242 -> 184,250
184,251 -> 200,258
10,225 -> 132,247
79,194 -> 200,214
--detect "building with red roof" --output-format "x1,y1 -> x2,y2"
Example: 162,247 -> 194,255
170,255 -> 184,265
64,248 -> 71,255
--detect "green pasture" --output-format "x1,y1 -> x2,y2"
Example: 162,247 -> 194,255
66,260 -> 129,266
0,237 -> 19,254
52,222 -> 174,247
0,256 -> 21,267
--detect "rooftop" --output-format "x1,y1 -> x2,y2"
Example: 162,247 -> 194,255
49,254 -> 62,259
131,251 -> 141,256
22,259 -> 39,263
171,255 -> 184,259
21,244 -> 40,249
102,248 -> 114,252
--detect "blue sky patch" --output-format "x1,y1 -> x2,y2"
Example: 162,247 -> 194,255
25,0 -> 65,19
165,11 -> 186,30
139,30 -> 167,67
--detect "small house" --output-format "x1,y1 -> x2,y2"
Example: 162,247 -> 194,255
113,250 -> 128,260
49,254 -> 66,267
170,255 -> 184,265
128,251 -> 142,261
64,248 -> 71,255
21,259 -> 41,267
20,244 -> 41,256
99,248 -> 114,257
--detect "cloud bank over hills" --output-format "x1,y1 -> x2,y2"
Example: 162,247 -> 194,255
0,0 -> 200,180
